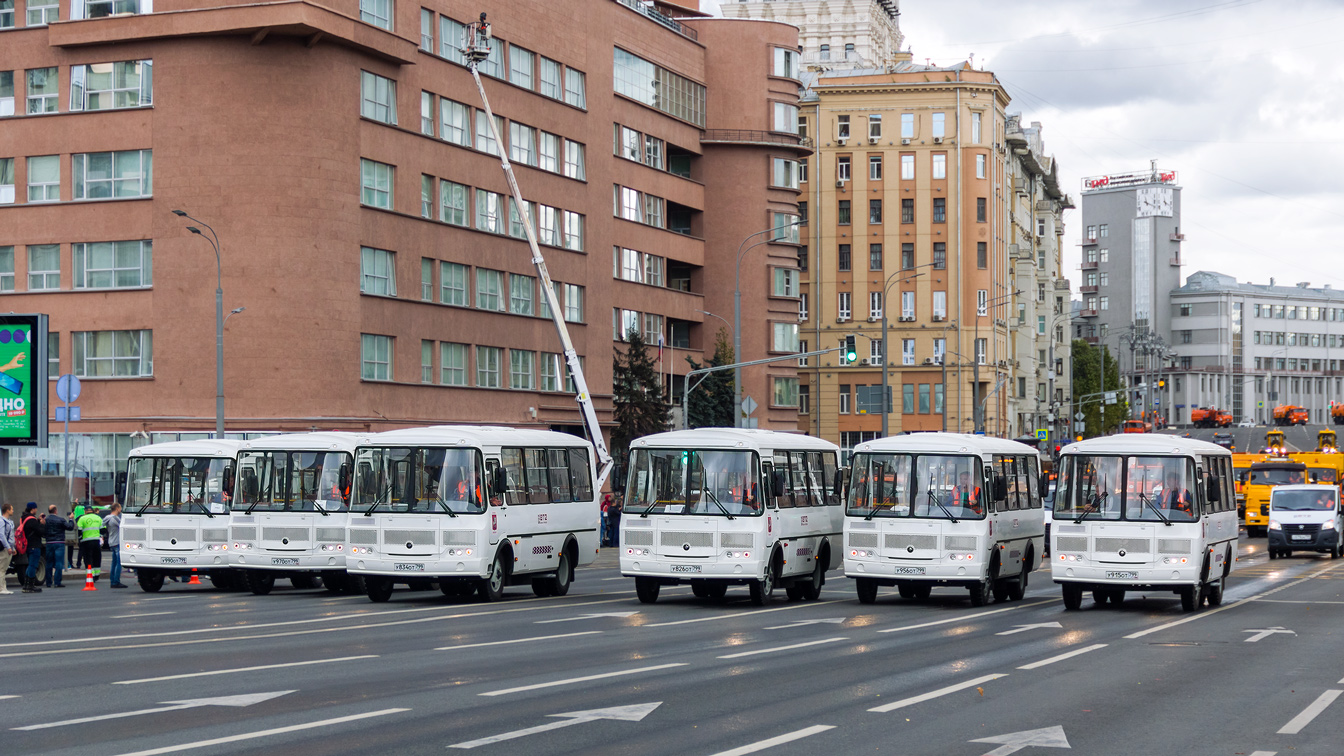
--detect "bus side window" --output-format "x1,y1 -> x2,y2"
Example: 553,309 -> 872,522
525,448 -> 551,504
548,449 -> 573,502
790,452 -> 812,507
568,448 -> 594,502
823,452 -> 841,505
501,448 -> 526,506
1025,456 -> 1040,509
807,452 -> 827,507
773,455 -> 793,508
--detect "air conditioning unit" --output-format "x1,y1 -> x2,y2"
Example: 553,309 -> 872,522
868,137 -> 879,144
901,138 -> 911,145
922,358 -> 935,366
899,316 -> 915,322
932,315 -> 945,322
866,315 -> 880,322
933,136 -> 944,144
837,316 -> 851,323
837,137 -> 848,146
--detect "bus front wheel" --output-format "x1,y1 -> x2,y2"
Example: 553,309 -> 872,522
366,576 -> 393,603
634,576 -> 660,604
968,579 -> 991,607
1179,584 -> 1199,612
1061,583 -> 1083,610
247,570 -> 275,596
855,577 -> 879,604
1205,577 -> 1224,607
479,553 -> 507,602
137,568 -> 164,593
797,557 -> 824,601
749,564 -> 776,606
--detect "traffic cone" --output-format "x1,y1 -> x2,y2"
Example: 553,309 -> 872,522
188,568 -> 201,585
82,566 -> 96,592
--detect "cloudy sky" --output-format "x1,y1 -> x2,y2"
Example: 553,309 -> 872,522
702,0 -> 1344,290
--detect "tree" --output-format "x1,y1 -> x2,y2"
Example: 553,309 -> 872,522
1071,339 -> 1103,438
1101,346 -> 1128,433
611,329 -> 670,475
685,328 -> 735,429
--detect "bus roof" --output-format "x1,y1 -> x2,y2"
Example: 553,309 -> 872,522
631,428 -> 839,453
1060,433 -> 1231,457
853,432 -> 1040,457
239,432 -> 362,453
128,439 -> 250,458
355,425 -> 591,450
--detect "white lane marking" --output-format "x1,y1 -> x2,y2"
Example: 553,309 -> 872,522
110,612 -> 176,619
1244,627 -> 1295,643
868,674 -> 1008,713
14,691 -> 294,730
480,663 -> 689,697
645,601 -> 839,627
0,695 -> 18,700
0,598 -> 635,659
601,577 -> 627,581
1277,690 -> 1342,734
1248,751 -> 1277,756
971,725 -> 1071,755
996,622 -> 1063,636
139,596 -> 199,602
449,702 -> 661,749
110,707 -> 410,756
1017,644 -> 1108,670
705,724 -> 836,756
535,611 -> 639,624
1254,600 -> 1344,605
114,655 -> 380,685
718,638 -> 849,659
318,595 -> 370,602
1123,598 -> 1256,640
437,631 -> 602,651
877,600 -> 1055,634
764,618 -> 847,630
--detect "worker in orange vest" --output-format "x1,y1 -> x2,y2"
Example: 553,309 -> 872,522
951,471 -> 983,515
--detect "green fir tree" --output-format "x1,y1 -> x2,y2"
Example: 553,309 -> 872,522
611,329 -> 670,474
685,328 -> 735,429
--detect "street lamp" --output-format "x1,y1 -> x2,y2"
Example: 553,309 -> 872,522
876,264 -> 936,437
695,309 -> 732,340
973,290 -> 1022,434
733,218 -> 804,428
173,210 -> 227,439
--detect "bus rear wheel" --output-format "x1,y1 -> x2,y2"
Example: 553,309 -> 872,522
291,574 -> 319,590
634,576 -> 660,604
1062,583 -> 1083,610
1205,577 -> 1224,607
322,573 -> 345,593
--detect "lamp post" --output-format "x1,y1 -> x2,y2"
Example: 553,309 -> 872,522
941,344 -> 967,432
173,210 -> 226,439
876,265 -> 936,437
733,219 -> 804,428
973,290 -> 1022,434
1045,310 -> 1073,441
695,309 -> 732,340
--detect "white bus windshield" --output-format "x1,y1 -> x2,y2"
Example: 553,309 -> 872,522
847,453 -> 985,520
625,449 -> 761,517
128,457 -> 234,516
238,451 -> 351,514
1273,489 -> 1337,511
1056,455 -> 1198,522
351,447 -> 486,515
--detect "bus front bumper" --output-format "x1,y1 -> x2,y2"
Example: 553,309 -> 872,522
1053,562 -> 1201,588
620,555 -> 763,582
844,558 -> 988,585
122,549 -> 233,569
347,554 -> 489,580
230,550 -> 346,570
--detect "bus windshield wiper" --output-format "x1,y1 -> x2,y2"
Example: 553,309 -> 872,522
1074,495 -> 1102,523
361,484 -> 394,517
703,490 -> 734,520
639,498 -> 660,518
428,495 -> 459,518
1137,492 -> 1173,526
927,489 -> 959,524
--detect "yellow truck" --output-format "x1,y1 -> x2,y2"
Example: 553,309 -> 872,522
1232,453 -> 1269,518
1244,459 -> 1307,536
1288,451 -> 1344,489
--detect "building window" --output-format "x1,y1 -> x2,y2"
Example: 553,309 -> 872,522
508,273 -> 535,316
838,291 -> 852,320
869,155 -> 882,180
475,346 -> 501,388
1100,272 -> 1109,286
439,180 -> 468,226
977,289 -> 988,316
844,43 -> 855,58
27,155 -> 59,202
918,384 -> 930,414
773,322 -> 799,352
933,243 -> 946,270
70,61 -> 152,111
440,99 -> 470,146
563,284 -> 584,322
975,338 -> 986,365
799,293 -> 809,321
798,384 -> 810,414
976,197 -> 986,222
26,0 -> 56,24
508,122 -> 535,166
73,240 -> 151,289
0,158 -> 11,204
359,247 -> 396,297
510,349 -> 535,390
869,292 -> 883,319
438,16 -> 465,63
836,115 -> 851,140
564,211 -> 585,251
26,68 -> 58,114
420,258 -> 433,300
27,244 -> 60,290
774,47 -> 799,78
419,8 -> 433,50
420,174 -> 433,218
902,384 -> 915,414
773,268 -> 798,297
0,246 -> 12,290
867,114 -> 882,140
901,198 -> 914,224
932,291 -> 947,320
1038,315 -> 1046,335
900,112 -> 914,139
773,377 -> 799,407
838,383 -> 850,415
73,149 -> 152,200
901,154 -> 914,180
1099,248 -> 1109,262
0,0 -> 13,26
509,45 -> 534,89
773,157 -> 799,189
440,262 -> 467,306
1179,303 -> 1192,316
932,154 -> 946,180
1099,224 -> 1108,237
837,244 -> 851,272
564,67 -> 586,108
564,140 -> 586,180
972,112 -> 982,143
539,352 -> 562,392
933,197 -> 946,223
508,198 -> 535,239
1100,296 -> 1109,310
869,243 -> 882,271
869,199 -> 882,224
838,200 -> 851,226
359,0 -> 392,30
476,190 -> 504,233
932,112 -> 945,138
360,71 -> 397,124
74,330 -> 153,377
476,268 -> 504,311
976,154 -> 986,179
475,111 -> 502,156
419,92 -> 435,136
901,291 -> 914,320
420,340 -> 434,383
837,156 -> 850,182
360,159 -> 393,209
819,45 -> 830,61
901,243 -> 914,269
773,102 -> 798,134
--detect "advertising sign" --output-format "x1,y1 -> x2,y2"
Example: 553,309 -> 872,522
0,314 -> 48,447
1081,169 -> 1178,191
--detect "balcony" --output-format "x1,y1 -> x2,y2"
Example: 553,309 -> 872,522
1082,336 -> 1100,345
1170,257 -> 1183,267
615,0 -> 698,40
1170,232 -> 1185,242
1078,309 -> 1098,318
701,130 -> 812,154
1081,237 -> 1098,246
1080,285 -> 1098,295
1081,260 -> 1098,271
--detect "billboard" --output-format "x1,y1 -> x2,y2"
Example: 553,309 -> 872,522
0,314 -> 48,447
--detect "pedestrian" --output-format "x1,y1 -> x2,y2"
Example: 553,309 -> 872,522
41,504 -> 73,588
608,494 -> 622,548
600,493 -> 612,547
76,506 -> 104,581
71,504 -> 84,569
0,503 -> 16,595
20,502 -> 44,593
105,503 -> 127,588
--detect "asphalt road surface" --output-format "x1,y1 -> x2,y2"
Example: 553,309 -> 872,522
3,538 -> 1340,756
1158,423 -> 1329,453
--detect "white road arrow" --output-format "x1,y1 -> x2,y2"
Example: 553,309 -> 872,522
12,691 -> 294,731
1244,627 -> 1296,643
449,702 -> 661,749
534,612 -> 640,624
996,622 -> 1063,636
765,618 -> 848,630
971,725 -> 1071,756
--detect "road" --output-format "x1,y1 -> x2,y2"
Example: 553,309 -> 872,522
2,539 -> 1340,756
1159,423 -> 1328,453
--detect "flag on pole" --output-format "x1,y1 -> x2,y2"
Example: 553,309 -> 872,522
657,331 -> 665,361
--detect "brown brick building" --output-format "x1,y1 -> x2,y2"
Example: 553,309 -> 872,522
0,0 -> 806,491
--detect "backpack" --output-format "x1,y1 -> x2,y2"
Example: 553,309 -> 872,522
15,516 -> 30,553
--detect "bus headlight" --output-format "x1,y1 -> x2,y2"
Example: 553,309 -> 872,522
1058,553 -> 1082,562
626,548 -> 650,556
1162,557 -> 1189,565
948,553 -> 975,561
124,543 -> 143,551
726,551 -> 751,559
206,544 -> 228,551
446,548 -> 474,557
1323,520 -> 1336,530
233,542 -> 253,550
849,549 -> 870,558
350,546 -> 374,555
1268,520 -> 1281,531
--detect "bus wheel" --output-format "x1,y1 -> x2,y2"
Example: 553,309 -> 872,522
366,576 -> 393,603
1006,560 -> 1028,602
1061,583 -> 1083,610
797,557 -> 824,601
784,584 -> 803,601
968,579 -> 991,607
137,568 -> 164,593
247,570 -> 275,596
531,578 -> 555,598
912,584 -> 932,600
855,577 -> 879,604
1092,590 -> 1110,606
634,576 -> 660,604
1268,549 -> 1278,560
749,563 -> 776,606
705,582 -> 728,600
534,552 -> 571,598
898,584 -> 916,600
322,573 -> 345,593
479,553 -> 507,602
992,579 -> 1010,603
1109,589 -> 1126,606
690,581 -> 710,598
291,574 -> 318,590
344,575 -> 366,595
1178,584 -> 1199,613
1205,578 -> 1224,607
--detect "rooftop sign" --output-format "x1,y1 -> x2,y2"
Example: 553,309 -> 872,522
1082,170 -> 1177,191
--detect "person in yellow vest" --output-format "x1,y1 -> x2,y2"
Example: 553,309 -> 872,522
76,506 -> 104,581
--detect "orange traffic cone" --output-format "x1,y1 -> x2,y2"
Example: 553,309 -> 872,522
188,568 -> 201,585
82,566 -> 96,592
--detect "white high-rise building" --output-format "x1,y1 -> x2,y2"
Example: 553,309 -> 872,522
722,0 -> 904,69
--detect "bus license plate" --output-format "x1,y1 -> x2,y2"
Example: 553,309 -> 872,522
394,563 -> 425,571
160,557 -> 186,564
271,558 -> 299,566
893,566 -> 925,575
670,565 -> 701,573
1106,571 -> 1137,579
1291,535 -> 1311,541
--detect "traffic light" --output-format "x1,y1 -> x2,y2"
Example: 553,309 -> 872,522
844,335 -> 857,364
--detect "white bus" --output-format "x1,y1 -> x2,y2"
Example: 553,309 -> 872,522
347,426 -> 599,603
620,429 -> 844,605
1052,434 -> 1237,612
121,439 -> 250,592
229,432 -> 361,595
844,433 -> 1045,606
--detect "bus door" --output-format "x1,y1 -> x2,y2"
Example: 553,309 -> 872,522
777,451 -> 821,578
991,456 -> 1025,573
484,456 -> 503,546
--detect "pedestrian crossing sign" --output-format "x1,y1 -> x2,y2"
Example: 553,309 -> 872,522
1036,429 -> 1048,441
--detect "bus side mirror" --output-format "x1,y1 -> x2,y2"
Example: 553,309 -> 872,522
1206,477 -> 1221,503
492,468 -> 508,496
1039,473 -> 1051,497
833,469 -> 847,499
992,474 -> 1008,502
771,471 -> 787,500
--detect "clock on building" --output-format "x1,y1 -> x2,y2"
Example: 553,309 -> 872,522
1136,186 -> 1174,217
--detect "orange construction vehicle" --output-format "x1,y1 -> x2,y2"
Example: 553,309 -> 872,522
1191,407 -> 1234,428
1121,419 -> 1150,434
1332,404 -> 1344,426
1273,405 -> 1310,426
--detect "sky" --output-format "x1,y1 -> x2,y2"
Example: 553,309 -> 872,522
700,0 -> 1344,290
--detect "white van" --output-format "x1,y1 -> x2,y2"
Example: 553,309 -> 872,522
1268,484 -> 1342,559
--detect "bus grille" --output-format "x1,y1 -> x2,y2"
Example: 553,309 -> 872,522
1056,536 -> 1088,552
1157,538 -> 1192,554
848,532 -> 878,549
885,533 -> 937,551
442,530 -> 475,546
720,533 -> 753,549
1093,537 -> 1150,554
624,529 -> 654,546
661,531 -> 714,548
201,529 -> 229,543
122,527 -> 146,542
151,528 -> 196,543
263,527 -> 310,542
348,529 -> 377,545
316,528 -> 346,542
231,526 -> 257,541
944,535 -> 976,551
383,529 -> 436,546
